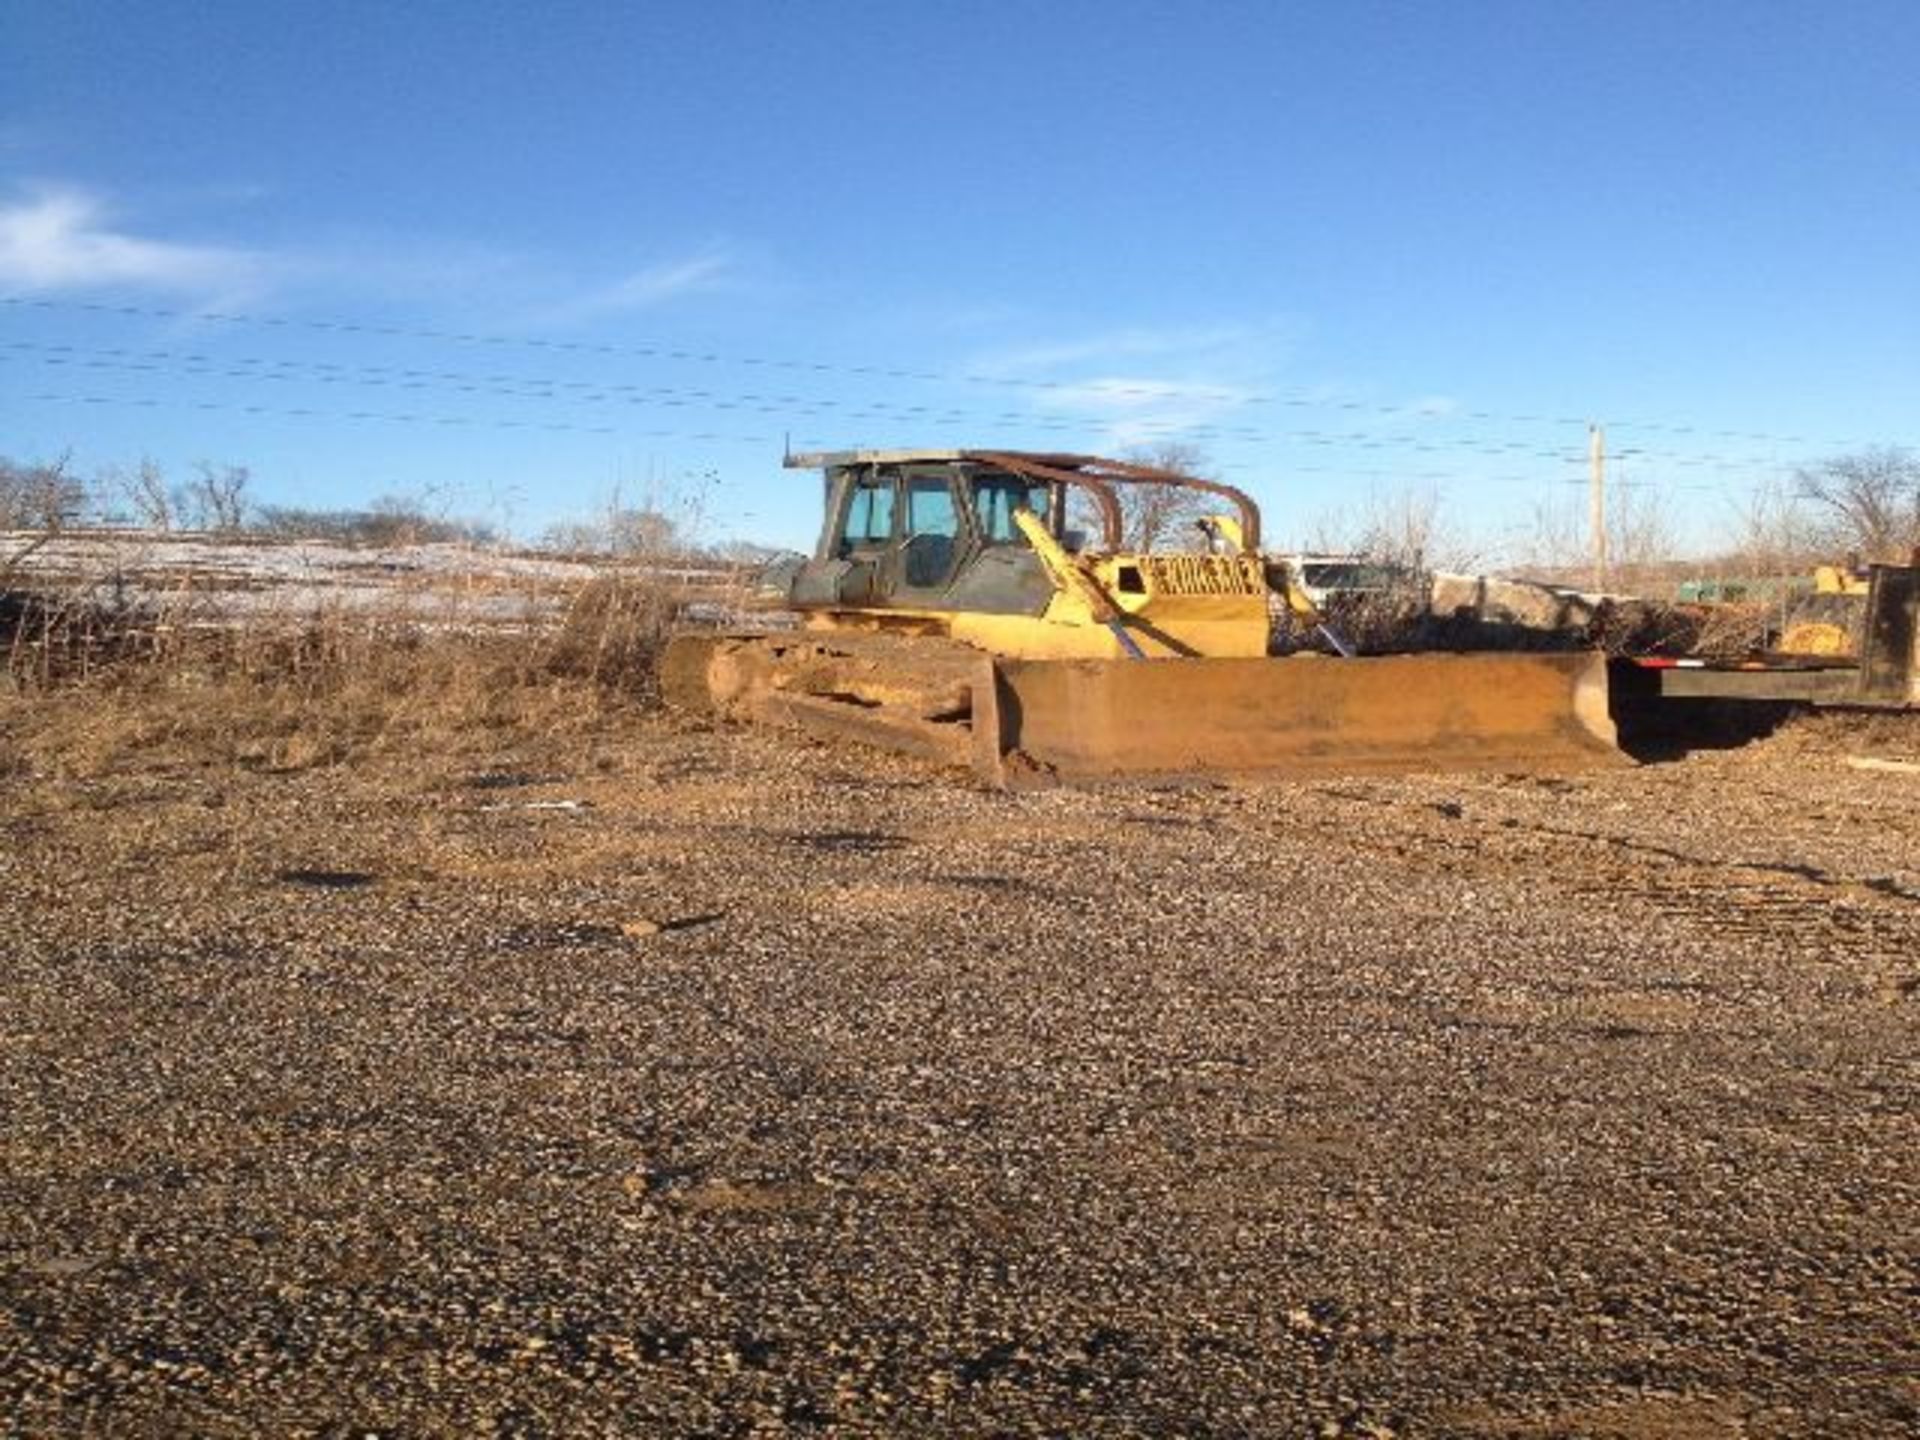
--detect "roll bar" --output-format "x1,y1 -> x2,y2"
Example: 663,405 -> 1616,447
963,451 -> 1262,552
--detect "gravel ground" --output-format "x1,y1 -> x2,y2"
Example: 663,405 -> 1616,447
3,712 -> 1917,1437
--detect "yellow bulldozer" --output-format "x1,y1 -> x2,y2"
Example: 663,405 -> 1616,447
662,450 -> 1620,785
1777,563 -> 1871,658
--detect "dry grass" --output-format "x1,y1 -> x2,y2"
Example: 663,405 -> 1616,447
0,567 -> 678,781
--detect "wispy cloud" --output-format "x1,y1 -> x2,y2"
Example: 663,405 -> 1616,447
970,320 -> 1461,450
0,179 -> 743,325
1033,374 -> 1260,447
537,249 -> 737,325
976,324 -> 1262,380
968,321 -> 1287,448
0,183 -> 265,296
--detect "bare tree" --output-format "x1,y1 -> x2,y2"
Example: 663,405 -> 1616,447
1606,483 -> 1679,590
541,507 -> 683,558
540,475 -> 712,559
610,507 -> 681,557
363,493 -> 438,546
184,462 -> 251,532
1354,485 -> 1445,572
711,538 -> 788,566
539,520 -> 602,555
113,456 -> 178,531
1090,441 -> 1219,551
1311,484 -> 1471,574
1725,477 -> 1821,578
1794,447 -> 1920,561
0,452 -> 86,531
1507,495 -> 1585,574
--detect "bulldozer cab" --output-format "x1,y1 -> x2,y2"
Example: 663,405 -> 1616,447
787,447 -> 1271,607
832,463 -> 1053,596
777,448 -> 1283,654
795,452 -> 1066,614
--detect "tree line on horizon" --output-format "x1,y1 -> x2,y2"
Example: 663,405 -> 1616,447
0,451 -> 791,564
2,444 -> 1917,576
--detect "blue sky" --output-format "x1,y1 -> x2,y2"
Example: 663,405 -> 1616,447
3,0 -> 1917,555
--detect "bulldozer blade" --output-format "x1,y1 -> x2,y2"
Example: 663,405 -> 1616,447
973,651 -> 1622,786
664,633 -> 1623,786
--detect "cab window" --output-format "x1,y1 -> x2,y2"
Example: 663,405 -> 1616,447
905,475 -> 960,539
971,476 -> 1051,543
901,474 -> 962,588
839,476 -> 896,555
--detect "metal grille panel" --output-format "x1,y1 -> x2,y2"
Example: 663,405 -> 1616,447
1143,554 -> 1267,596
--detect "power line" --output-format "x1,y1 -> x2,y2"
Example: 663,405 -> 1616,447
7,291 -> 1897,454
10,387 -> 795,445
1357,467 -> 1722,494
4,293 -> 1248,397
4,340 -> 1285,446
4,386 -> 1737,495
4,341 -> 1793,475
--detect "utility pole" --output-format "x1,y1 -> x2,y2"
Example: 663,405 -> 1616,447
1588,422 -> 1609,593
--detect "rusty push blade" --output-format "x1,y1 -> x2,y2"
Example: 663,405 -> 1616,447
666,633 -> 1624,786
972,651 -> 1622,786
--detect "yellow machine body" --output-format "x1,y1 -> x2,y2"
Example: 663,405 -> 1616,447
1812,564 -> 1870,597
805,548 -> 1274,660
664,449 -> 1623,785
1780,564 -> 1872,657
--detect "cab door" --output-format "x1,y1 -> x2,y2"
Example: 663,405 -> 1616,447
888,468 -> 971,605
810,467 -> 901,606
817,465 -> 972,609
